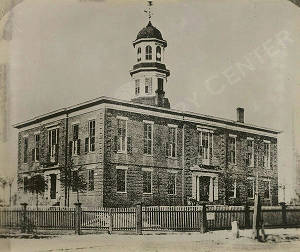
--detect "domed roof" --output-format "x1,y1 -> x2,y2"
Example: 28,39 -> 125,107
136,21 -> 163,40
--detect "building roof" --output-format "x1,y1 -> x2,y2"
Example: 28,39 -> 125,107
13,96 -> 281,136
136,21 -> 163,40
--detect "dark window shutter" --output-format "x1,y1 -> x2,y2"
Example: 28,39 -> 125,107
55,144 -> 59,163
127,136 -> 132,154
47,147 -> 51,163
69,141 -> 73,157
165,142 -> 169,157
32,149 -> 35,161
36,148 -> 40,161
85,138 -> 89,153
77,139 -> 81,155
114,136 -> 118,153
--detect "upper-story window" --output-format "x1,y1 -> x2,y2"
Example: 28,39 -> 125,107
117,118 -> 127,153
135,79 -> 140,96
24,137 -> 28,163
145,45 -> 152,60
228,135 -> 236,164
246,138 -> 254,167
198,130 -> 213,165
144,122 -> 153,155
33,134 -> 40,162
85,120 -> 95,153
166,126 -> 177,158
263,141 -> 271,169
71,124 -> 80,156
137,47 -> 141,62
48,128 -> 59,162
156,46 -> 161,61
145,77 -> 152,94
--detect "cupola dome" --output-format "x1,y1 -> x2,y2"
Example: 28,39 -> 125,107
136,21 -> 163,40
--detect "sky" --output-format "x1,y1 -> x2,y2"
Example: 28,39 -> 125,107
0,0 -> 300,201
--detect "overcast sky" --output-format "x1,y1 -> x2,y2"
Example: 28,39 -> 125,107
1,0 -> 300,201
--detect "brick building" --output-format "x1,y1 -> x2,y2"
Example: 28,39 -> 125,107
14,18 -> 280,207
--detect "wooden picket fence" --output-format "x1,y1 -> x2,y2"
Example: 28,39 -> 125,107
1,204 -> 300,234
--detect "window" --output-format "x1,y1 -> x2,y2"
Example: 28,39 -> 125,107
117,119 -> 127,152
144,122 -> 153,155
116,167 -> 127,193
48,128 -> 59,161
168,172 -> 176,195
23,177 -> 29,193
145,45 -> 152,60
143,170 -> 152,194
88,170 -> 94,191
167,127 -> 177,157
263,180 -> 271,199
246,138 -> 254,167
228,179 -> 237,198
263,141 -> 271,168
87,120 -> 95,152
72,124 -> 80,156
72,171 -> 78,192
158,78 -> 164,91
145,77 -> 152,94
228,135 -> 236,164
156,46 -> 161,61
137,47 -> 141,62
135,79 -> 140,95
247,177 -> 255,199
34,134 -> 40,161
24,137 -> 28,163
198,131 -> 213,164
50,174 -> 57,199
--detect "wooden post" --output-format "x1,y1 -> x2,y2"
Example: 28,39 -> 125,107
200,204 -> 207,233
136,203 -> 142,235
245,203 -> 250,228
280,202 -> 287,226
108,208 -> 113,234
252,194 -> 261,239
74,202 -> 82,235
20,203 -> 28,233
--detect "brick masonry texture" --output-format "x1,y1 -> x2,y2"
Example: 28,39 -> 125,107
16,104 -> 279,207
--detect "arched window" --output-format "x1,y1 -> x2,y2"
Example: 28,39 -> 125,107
137,47 -> 141,62
156,46 -> 161,62
145,46 -> 152,60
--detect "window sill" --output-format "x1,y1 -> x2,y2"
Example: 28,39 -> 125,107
143,154 -> 153,157
167,156 -> 177,160
117,151 -> 127,155
143,193 -> 153,195
117,191 -> 127,194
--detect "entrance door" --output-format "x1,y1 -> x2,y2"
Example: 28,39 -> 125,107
199,176 -> 210,201
50,174 -> 57,199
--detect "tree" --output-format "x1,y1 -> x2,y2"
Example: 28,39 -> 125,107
27,174 -> 47,209
60,158 -> 87,206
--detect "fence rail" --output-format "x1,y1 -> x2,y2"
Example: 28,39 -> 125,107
1,203 -> 300,234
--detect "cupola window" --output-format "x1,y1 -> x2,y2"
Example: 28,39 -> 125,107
137,47 -> 141,62
135,79 -> 140,95
145,77 -> 152,94
156,46 -> 161,62
145,45 -> 152,60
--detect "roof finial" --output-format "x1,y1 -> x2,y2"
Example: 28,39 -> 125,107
144,1 -> 153,22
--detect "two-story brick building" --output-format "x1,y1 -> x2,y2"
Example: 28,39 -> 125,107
14,18 -> 280,207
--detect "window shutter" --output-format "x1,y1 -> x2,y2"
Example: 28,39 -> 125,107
55,144 -> 59,163
36,148 -> 40,161
85,137 -> 89,153
69,141 -> 73,157
32,149 -> 35,162
56,129 -> 59,145
127,136 -> 132,154
114,136 -> 118,153
165,142 -> 169,157
77,139 -> 81,155
47,147 -> 51,163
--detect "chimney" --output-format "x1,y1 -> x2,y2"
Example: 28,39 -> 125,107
237,107 -> 244,123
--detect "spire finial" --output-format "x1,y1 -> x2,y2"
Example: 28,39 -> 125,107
144,1 -> 153,22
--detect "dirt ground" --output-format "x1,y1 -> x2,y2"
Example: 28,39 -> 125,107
1,228 -> 300,252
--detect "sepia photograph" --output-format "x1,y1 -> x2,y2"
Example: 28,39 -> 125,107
0,0 -> 300,251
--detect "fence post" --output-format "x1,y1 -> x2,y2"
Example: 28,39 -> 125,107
280,202 -> 287,226
200,204 -> 207,233
108,208 -> 113,234
74,202 -> 82,235
245,203 -> 250,228
20,203 -> 28,233
136,203 -> 142,235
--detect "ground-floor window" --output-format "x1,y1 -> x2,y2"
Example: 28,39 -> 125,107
88,170 -> 94,191
263,180 -> 271,199
50,174 -> 57,199
228,179 -> 237,199
116,167 -> 127,193
247,177 -> 255,199
143,169 -> 152,194
167,172 -> 176,195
